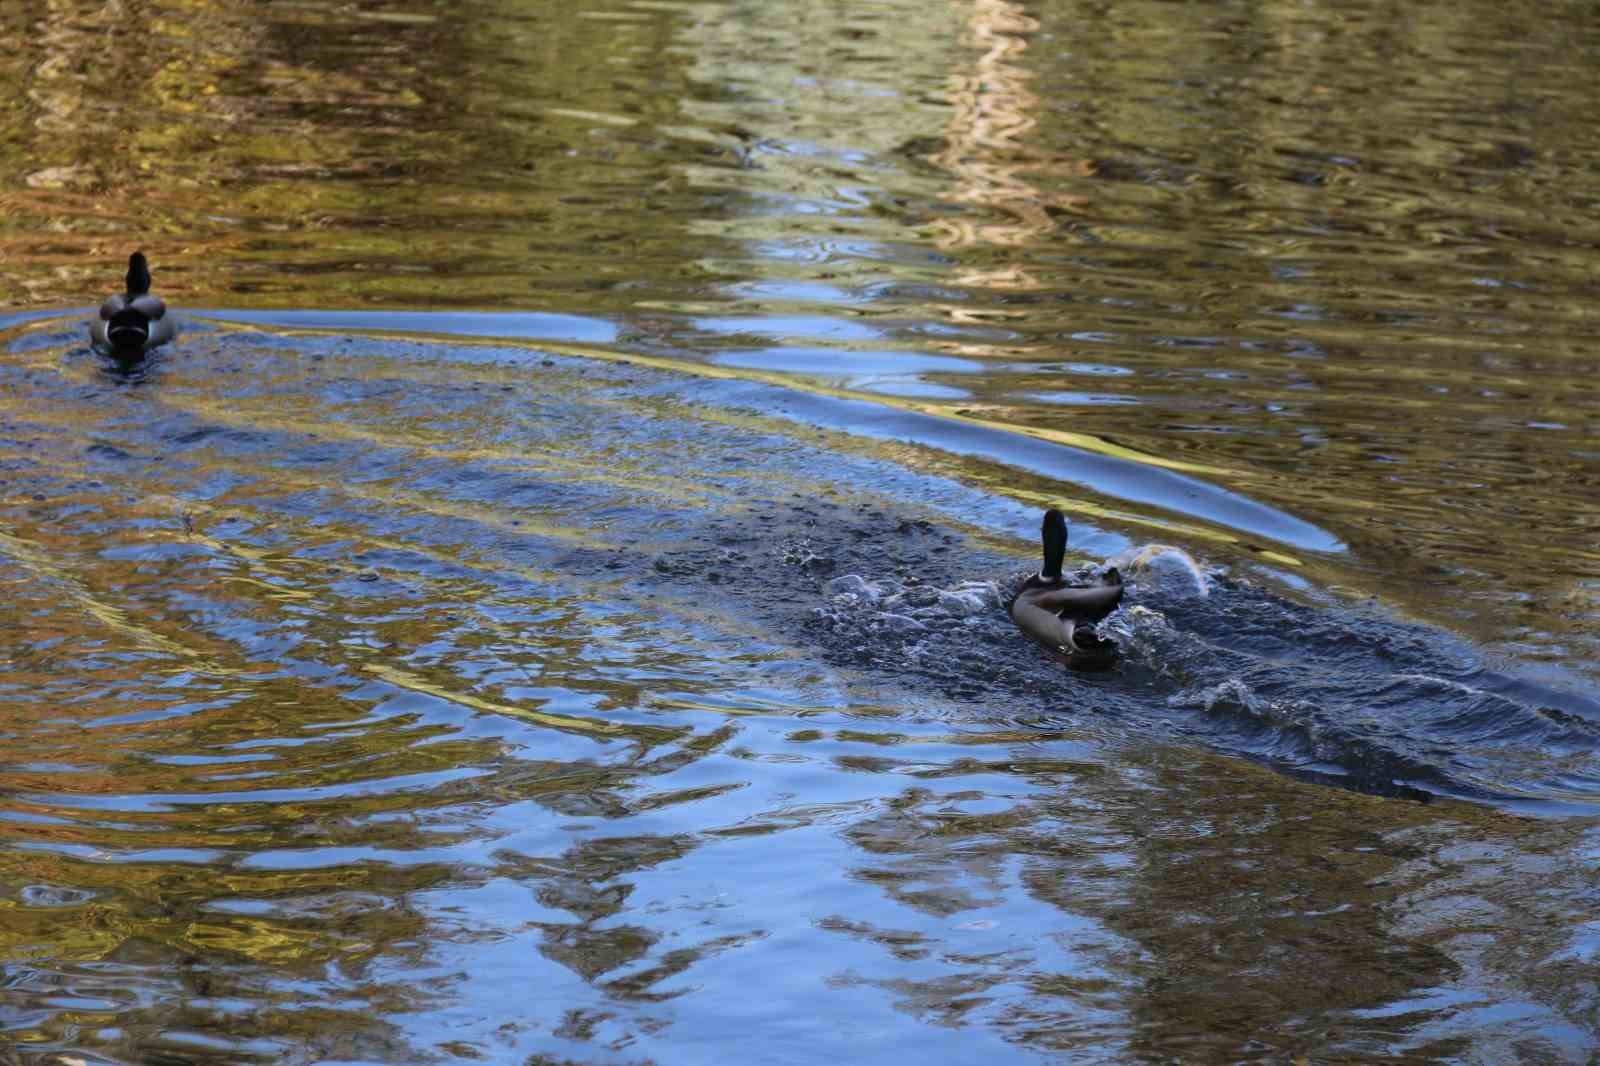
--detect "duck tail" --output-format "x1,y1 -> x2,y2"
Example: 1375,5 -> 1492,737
105,307 -> 150,351
1040,508 -> 1067,580
125,251 -> 152,297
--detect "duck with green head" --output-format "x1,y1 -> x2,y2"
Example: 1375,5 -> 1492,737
1009,508 -> 1124,670
90,251 -> 175,358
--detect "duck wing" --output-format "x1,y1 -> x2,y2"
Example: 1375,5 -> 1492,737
129,294 -> 166,320
1026,582 -> 1123,621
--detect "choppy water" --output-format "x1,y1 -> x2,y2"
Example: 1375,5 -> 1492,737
3,0 -> 1599,1062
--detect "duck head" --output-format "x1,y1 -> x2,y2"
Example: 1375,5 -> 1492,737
125,251 -> 152,297
1039,507 -> 1068,582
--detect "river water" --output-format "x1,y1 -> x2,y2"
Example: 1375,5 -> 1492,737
2,0 -> 1598,1062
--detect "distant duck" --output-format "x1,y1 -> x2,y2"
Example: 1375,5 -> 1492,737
1010,508 -> 1124,670
90,251 -> 175,357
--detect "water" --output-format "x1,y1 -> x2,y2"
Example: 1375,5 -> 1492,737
3,0 -> 1599,1062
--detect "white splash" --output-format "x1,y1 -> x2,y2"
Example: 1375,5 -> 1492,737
1107,544 -> 1212,598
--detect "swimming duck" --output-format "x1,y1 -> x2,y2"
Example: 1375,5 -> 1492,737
90,251 -> 175,357
1010,508 -> 1124,669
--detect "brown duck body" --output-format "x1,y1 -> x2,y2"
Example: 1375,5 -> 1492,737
1009,509 -> 1124,670
89,252 -> 175,357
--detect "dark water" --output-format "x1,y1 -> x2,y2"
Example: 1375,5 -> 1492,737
3,0 -> 1599,1062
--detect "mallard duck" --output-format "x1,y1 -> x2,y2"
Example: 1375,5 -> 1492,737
1010,508 -> 1124,669
90,251 -> 175,357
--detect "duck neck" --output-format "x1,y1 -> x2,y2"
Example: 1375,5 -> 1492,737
1040,511 -> 1067,581
126,253 -> 151,297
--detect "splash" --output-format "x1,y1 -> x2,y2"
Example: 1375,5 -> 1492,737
1107,544 -> 1211,598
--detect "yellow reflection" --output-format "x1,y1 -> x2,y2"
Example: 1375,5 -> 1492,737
235,324 -> 1233,480
0,525 -> 222,667
360,661 -> 679,743
929,0 -> 1089,276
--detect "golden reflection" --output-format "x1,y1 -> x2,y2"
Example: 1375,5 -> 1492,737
0,524 -> 254,675
0,0 -> 710,313
361,661 -> 667,741
1006,485 -> 1285,554
830,743 -> 1598,1057
322,329 -> 1235,478
1059,749 -> 1591,1060
929,0 -> 1089,275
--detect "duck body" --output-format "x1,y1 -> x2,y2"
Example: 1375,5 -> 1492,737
1010,508 -> 1124,670
90,252 -> 176,358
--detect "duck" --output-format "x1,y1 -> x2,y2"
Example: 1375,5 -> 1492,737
90,251 -> 176,357
1009,508 -> 1124,670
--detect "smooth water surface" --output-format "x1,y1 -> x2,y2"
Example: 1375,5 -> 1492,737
2,0 -> 1598,1062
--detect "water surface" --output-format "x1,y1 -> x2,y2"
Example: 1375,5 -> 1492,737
2,0 -> 1598,1062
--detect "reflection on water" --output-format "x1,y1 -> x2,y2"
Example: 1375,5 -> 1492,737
2,326 -> 1595,1063
4,0 -> 1595,674
3,0 -> 1600,1061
